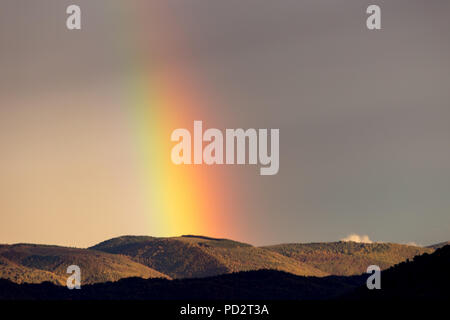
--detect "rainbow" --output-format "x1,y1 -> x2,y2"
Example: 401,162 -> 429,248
113,2 -> 242,238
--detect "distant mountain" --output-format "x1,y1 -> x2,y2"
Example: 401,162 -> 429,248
348,245 -> 450,299
90,235 -> 327,278
2,246 -> 448,300
1,236 -> 444,287
1,246 -> 448,300
0,255 -> 66,285
0,270 -> 365,300
262,241 -> 433,276
0,244 -> 169,285
426,241 -> 450,250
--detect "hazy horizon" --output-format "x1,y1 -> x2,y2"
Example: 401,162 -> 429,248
0,232 -> 446,249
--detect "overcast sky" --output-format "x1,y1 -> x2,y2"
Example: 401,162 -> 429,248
1,0 -> 449,247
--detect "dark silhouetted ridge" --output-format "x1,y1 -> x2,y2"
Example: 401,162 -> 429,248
347,245 -> 450,299
0,269 -> 365,300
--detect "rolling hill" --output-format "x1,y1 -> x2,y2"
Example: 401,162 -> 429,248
262,241 -> 433,276
0,255 -> 66,284
348,244 -> 450,299
0,246 -> 450,300
0,270 -> 365,300
426,241 -> 450,250
90,235 -> 328,278
0,244 -> 169,285
1,245 -> 448,300
0,236 -> 444,286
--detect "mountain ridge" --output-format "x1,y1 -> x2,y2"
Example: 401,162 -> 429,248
262,241 -> 433,276
0,243 -> 169,285
426,241 -> 450,250
90,235 -> 327,278
1,245 -> 448,300
0,235 -> 446,285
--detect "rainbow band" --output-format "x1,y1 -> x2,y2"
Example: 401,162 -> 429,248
118,2 -> 239,238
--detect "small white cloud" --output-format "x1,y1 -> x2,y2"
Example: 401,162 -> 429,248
341,234 -> 372,243
405,242 -> 420,247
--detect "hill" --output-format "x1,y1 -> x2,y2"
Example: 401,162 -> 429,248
1,246 -> 448,300
90,235 -> 327,278
0,255 -> 66,284
1,236 -> 442,286
0,270 -> 365,300
426,241 -> 450,250
0,244 -> 169,285
262,241 -> 433,276
348,245 -> 450,299
1,246 -> 447,300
